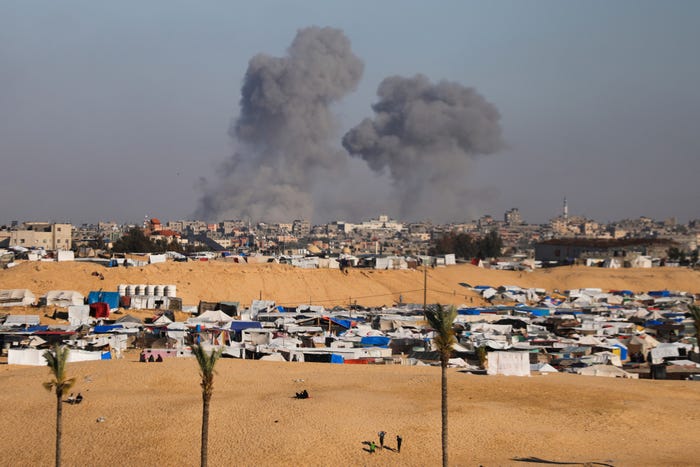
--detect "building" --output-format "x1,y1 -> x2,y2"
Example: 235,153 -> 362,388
9,222 -> 72,250
534,238 -> 677,264
504,208 -> 523,226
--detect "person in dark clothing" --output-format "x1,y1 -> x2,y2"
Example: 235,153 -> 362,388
378,431 -> 386,449
396,435 -> 403,453
156,354 -> 163,362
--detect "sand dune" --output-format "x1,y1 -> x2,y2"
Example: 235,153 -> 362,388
1,261 -> 699,309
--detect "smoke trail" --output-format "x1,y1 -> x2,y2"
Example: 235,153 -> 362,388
342,74 -> 503,221
197,27 -> 363,222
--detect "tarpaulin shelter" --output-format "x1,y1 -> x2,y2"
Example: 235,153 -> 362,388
88,291 -> 120,310
90,302 -> 110,319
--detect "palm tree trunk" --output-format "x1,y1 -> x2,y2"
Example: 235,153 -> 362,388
441,362 -> 448,467
55,389 -> 62,467
201,392 -> 210,467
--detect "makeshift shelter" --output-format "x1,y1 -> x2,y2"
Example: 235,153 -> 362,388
2,314 -> 41,327
0,289 -> 36,307
487,351 -> 530,376
68,305 -> 91,325
41,290 -> 84,307
578,364 -> 638,379
90,302 -> 110,319
88,291 -> 120,310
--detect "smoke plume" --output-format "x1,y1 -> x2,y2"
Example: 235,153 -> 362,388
342,74 -> 503,221
197,27 -> 363,222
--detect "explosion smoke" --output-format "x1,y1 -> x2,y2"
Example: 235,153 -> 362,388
343,74 -> 503,220
197,27 -> 363,222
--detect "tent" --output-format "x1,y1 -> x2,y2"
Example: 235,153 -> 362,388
68,305 -> 90,325
487,351 -> 530,376
41,290 -> 84,307
578,364 -> 638,379
88,291 -> 120,310
3,314 -> 41,326
90,302 -> 110,319
0,289 -> 36,307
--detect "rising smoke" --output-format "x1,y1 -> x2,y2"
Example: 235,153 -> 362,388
196,26 -> 363,222
342,74 -> 504,221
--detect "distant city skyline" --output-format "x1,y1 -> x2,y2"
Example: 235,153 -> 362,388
1,1 -> 699,224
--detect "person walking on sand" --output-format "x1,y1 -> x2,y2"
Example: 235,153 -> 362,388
369,441 -> 376,454
378,431 -> 386,449
396,435 -> 403,453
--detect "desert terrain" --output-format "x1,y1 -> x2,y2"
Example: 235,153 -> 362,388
1,262 -> 700,466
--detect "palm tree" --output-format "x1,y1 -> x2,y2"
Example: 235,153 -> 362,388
424,304 -> 457,467
42,345 -> 75,467
689,305 -> 700,341
192,344 -> 223,467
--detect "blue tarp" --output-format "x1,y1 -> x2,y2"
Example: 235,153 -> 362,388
473,285 -> 493,290
26,325 -> 50,333
101,351 -> 112,360
360,336 -> 391,348
644,320 -> 664,327
331,354 -> 344,364
88,291 -> 120,309
230,321 -> 263,332
458,308 -> 481,315
331,318 -> 353,329
648,290 -> 670,297
93,325 -> 124,333
528,308 -> 551,317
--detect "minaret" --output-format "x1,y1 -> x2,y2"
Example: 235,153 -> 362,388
563,197 -> 568,221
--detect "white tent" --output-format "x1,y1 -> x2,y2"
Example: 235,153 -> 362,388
487,351 -> 530,376
578,364 -> 638,379
187,309 -> 234,326
68,305 -> 91,326
0,289 -> 36,307
3,314 -> 41,326
42,290 -> 84,307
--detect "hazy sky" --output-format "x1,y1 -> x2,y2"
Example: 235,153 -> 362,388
1,1 -> 699,225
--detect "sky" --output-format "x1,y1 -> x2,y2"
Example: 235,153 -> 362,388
1,0 -> 699,226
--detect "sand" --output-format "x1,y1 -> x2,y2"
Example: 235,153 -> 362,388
2,261 -> 699,309
1,355 -> 699,466
2,262 -> 700,465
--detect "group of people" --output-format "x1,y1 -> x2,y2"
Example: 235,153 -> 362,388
294,389 -> 310,399
139,352 -> 164,362
368,430 -> 402,454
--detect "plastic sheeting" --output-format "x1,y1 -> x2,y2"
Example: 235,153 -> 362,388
487,351 -> 530,376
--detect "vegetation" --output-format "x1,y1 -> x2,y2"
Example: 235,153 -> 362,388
192,345 -> 223,467
429,229 -> 502,259
424,304 -> 458,467
689,305 -> 700,340
42,345 -> 75,467
111,227 -> 184,253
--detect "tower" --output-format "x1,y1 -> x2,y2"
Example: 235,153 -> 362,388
563,197 -> 568,221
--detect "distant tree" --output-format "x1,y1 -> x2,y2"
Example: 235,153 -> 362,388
192,345 -> 223,467
111,227 -> 156,253
424,304 -> 458,467
430,230 -> 502,260
42,345 -> 75,467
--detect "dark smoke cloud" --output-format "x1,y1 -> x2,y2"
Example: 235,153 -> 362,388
197,27 -> 363,222
343,74 -> 503,221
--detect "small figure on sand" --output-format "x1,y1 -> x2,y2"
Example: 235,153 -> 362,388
369,441 -> 376,454
295,389 -> 309,399
396,434 -> 402,453
378,431 -> 386,449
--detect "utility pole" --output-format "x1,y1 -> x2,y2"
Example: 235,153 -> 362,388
423,262 -> 428,313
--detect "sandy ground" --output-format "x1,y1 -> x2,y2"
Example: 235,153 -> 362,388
2,261 -> 699,310
1,355 -> 699,466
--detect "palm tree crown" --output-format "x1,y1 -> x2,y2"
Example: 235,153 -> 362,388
43,345 -> 75,394
425,304 -> 458,365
